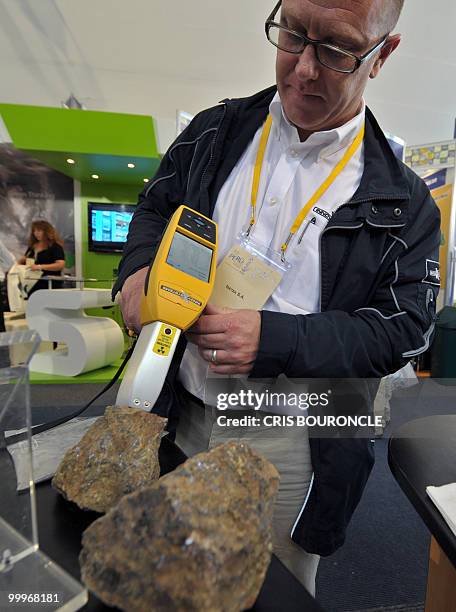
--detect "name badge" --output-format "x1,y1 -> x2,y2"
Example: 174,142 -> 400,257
210,234 -> 291,310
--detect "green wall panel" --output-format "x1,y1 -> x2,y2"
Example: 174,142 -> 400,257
0,104 -> 161,186
80,181 -> 140,287
81,181 -> 141,335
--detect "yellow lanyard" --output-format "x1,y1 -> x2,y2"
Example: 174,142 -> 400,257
247,114 -> 365,257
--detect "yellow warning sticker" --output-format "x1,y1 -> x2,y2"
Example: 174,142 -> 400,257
153,324 -> 178,356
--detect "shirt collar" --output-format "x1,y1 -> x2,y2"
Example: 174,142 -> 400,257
269,92 -> 365,162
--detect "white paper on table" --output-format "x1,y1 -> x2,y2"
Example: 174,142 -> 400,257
6,417 -> 99,491
426,482 -> 456,538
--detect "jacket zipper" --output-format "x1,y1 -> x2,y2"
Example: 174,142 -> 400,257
318,221 -> 363,311
291,472 -> 315,538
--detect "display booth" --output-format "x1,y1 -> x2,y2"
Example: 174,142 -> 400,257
0,103 -> 164,381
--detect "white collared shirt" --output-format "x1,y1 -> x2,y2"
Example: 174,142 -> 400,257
179,93 -> 365,402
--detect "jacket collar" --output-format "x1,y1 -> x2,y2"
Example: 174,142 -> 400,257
334,107 -> 411,228
352,107 -> 410,202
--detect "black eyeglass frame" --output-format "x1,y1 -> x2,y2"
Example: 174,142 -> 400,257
265,0 -> 389,74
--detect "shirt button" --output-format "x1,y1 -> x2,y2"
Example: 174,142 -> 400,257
269,197 -> 278,206
289,149 -> 298,158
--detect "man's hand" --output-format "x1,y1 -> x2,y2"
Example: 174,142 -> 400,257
118,267 -> 149,334
186,303 -> 261,375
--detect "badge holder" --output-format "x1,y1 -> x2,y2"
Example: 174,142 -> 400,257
211,232 -> 291,310
0,330 -> 87,611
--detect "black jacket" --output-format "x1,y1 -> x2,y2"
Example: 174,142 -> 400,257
113,86 -> 441,556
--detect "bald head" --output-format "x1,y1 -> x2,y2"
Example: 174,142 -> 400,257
376,0 -> 404,35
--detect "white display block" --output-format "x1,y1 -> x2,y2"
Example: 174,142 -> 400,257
26,289 -> 124,376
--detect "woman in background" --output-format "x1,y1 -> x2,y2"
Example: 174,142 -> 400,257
17,220 -> 65,296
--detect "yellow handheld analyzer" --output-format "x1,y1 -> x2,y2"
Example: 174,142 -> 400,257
116,205 -> 218,411
141,205 -> 217,330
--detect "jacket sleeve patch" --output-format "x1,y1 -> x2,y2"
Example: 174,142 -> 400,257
422,259 -> 440,286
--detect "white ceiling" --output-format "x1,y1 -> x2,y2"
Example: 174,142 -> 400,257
0,0 -> 454,147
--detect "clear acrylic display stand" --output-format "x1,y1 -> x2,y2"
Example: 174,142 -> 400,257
0,330 -> 87,611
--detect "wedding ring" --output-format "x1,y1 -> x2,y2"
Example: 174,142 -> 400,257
211,349 -> 217,364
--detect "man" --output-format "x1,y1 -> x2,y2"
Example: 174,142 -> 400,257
115,0 -> 440,597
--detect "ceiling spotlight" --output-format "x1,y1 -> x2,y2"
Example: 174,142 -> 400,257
127,163 -> 135,169
91,174 -> 99,179
143,178 -> 149,183
66,158 -> 75,164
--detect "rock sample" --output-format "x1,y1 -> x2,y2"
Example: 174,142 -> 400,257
80,441 -> 280,612
52,406 -> 166,513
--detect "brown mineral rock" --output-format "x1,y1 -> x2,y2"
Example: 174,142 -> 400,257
52,406 -> 166,513
80,441 -> 280,612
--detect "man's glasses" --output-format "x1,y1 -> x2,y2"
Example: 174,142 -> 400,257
265,0 -> 388,74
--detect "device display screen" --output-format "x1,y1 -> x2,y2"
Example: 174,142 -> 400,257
166,232 -> 213,282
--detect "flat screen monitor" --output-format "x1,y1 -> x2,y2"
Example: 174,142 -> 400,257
88,203 -> 135,253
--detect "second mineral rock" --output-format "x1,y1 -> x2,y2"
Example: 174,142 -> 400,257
80,440 -> 280,612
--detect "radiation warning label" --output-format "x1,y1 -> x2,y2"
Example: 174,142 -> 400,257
152,324 -> 178,356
